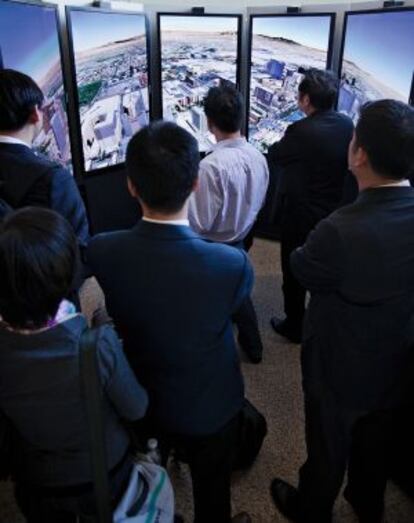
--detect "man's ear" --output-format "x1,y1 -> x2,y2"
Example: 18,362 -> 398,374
127,177 -> 138,198
27,105 -> 42,125
354,146 -> 369,169
192,176 -> 199,193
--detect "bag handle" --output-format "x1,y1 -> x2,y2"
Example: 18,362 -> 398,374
79,328 -> 112,523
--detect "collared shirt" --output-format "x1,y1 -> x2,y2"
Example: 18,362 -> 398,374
188,136 -> 269,243
142,216 -> 190,226
0,135 -> 30,147
377,180 -> 410,188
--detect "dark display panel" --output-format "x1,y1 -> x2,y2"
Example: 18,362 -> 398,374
67,8 -> 150,173
0,0 -> 72,170
158,14 -> 241,153
248,14 -> 335,153
338,8 -> 414,123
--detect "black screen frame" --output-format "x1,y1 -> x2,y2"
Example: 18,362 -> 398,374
0,0 -> 76,173
337,6 -> 414,112
65,5 -> 152,177
157,11 -> 243,153
246,12 -> 336,152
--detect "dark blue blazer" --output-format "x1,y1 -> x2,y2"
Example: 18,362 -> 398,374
88,221 -> 251,435
291,187 -> 414,411
0,143 -> 89,246
268,110 -> 354,231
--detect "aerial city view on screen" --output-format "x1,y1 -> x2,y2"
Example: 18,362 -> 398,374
249,16 -> 332,153
160,15 -> 239,152
69,10 -> 149,171
339,10 -> 414,123
0,1 -> 72,170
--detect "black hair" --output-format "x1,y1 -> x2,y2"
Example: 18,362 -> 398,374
0,208 -> 79,329
298,68 -> 338,111
126,121 -> 199,213
355,99 -> 414,181
0,69 -> 44,132
203,84 -> 243,133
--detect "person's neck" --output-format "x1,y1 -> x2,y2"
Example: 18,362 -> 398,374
143,204 -> 188,222
0,128 -> 33,146
357,169 -> 405,191
214,130 -> 242,143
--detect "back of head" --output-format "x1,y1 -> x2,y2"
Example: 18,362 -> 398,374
0,208 -> 78,329
298,68 -> 338,111
126,121 -> 199,213
355,99 -> 414,181
204,84 -> 244,133
0,69 -> 44,132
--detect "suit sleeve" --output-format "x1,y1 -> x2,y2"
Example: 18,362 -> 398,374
230,250 -> 254,313
188,163 -> 222,236
97,325 -> 148,421
49,166 -> 90,247
267,123 -> 303,167
290,218 -> 346,293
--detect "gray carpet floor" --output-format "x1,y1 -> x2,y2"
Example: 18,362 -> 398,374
0,239 -> 413,522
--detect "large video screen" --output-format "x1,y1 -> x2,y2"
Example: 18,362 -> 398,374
338,8 -> 414,123
249,14 -> 335,153
67,8 -> 150,173
0,0 -> 72,170
159,14 -> 241,153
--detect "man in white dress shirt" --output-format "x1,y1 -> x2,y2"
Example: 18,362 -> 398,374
189,84 -> 269,363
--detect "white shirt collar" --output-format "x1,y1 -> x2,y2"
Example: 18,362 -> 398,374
0,135 -> 31,148
377,180 -> 410,188
142,217 -> 189,226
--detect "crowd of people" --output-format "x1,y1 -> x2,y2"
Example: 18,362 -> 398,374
0,66 -> 413,523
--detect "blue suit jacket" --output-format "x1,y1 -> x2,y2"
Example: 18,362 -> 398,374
0,143 -> 89,246
88,220 -> 251,435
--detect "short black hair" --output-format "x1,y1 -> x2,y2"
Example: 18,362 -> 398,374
204,84 -> 243,133
0,69 -> 44,132
126,121 -> 199,213
0,208 -> 78,329
355,99 -> 414,180
298,68 -> 338,111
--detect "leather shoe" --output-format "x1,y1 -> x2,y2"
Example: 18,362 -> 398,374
232,512 -> 252,523
270,316 -> 302,344
270,478 -> 300,521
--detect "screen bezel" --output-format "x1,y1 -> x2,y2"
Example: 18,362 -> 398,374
246,12 -> 336,152
65,5 -> 152,177
157,11 -> 243,152
0,0 -> 76,173
338,6 -> 414,111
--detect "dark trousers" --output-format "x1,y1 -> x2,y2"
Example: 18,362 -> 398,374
233,296 -> 263,356
297,389 -> 364,523
346,407 -> 414,522
14,455 -> 132,523
230,238 -> 263,357
137,412 -> 241,523
280,235 -> 306,331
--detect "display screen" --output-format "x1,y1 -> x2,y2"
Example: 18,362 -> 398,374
67,9 -> 150,172
159,14 -> 240,153
338,9 -> 414,123
0,0 -> 72,170
249,15 -> 334,153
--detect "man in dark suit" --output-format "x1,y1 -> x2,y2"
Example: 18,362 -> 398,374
87,121 -> 252,523
270,100 -> 414,523
268,69 -> 354,343
0,69 -> 89,247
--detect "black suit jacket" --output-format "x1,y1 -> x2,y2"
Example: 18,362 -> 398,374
0,143 -> 89,246
268,110 -> 354,235
87,221 -> 251,435
291,187 -> 414,411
